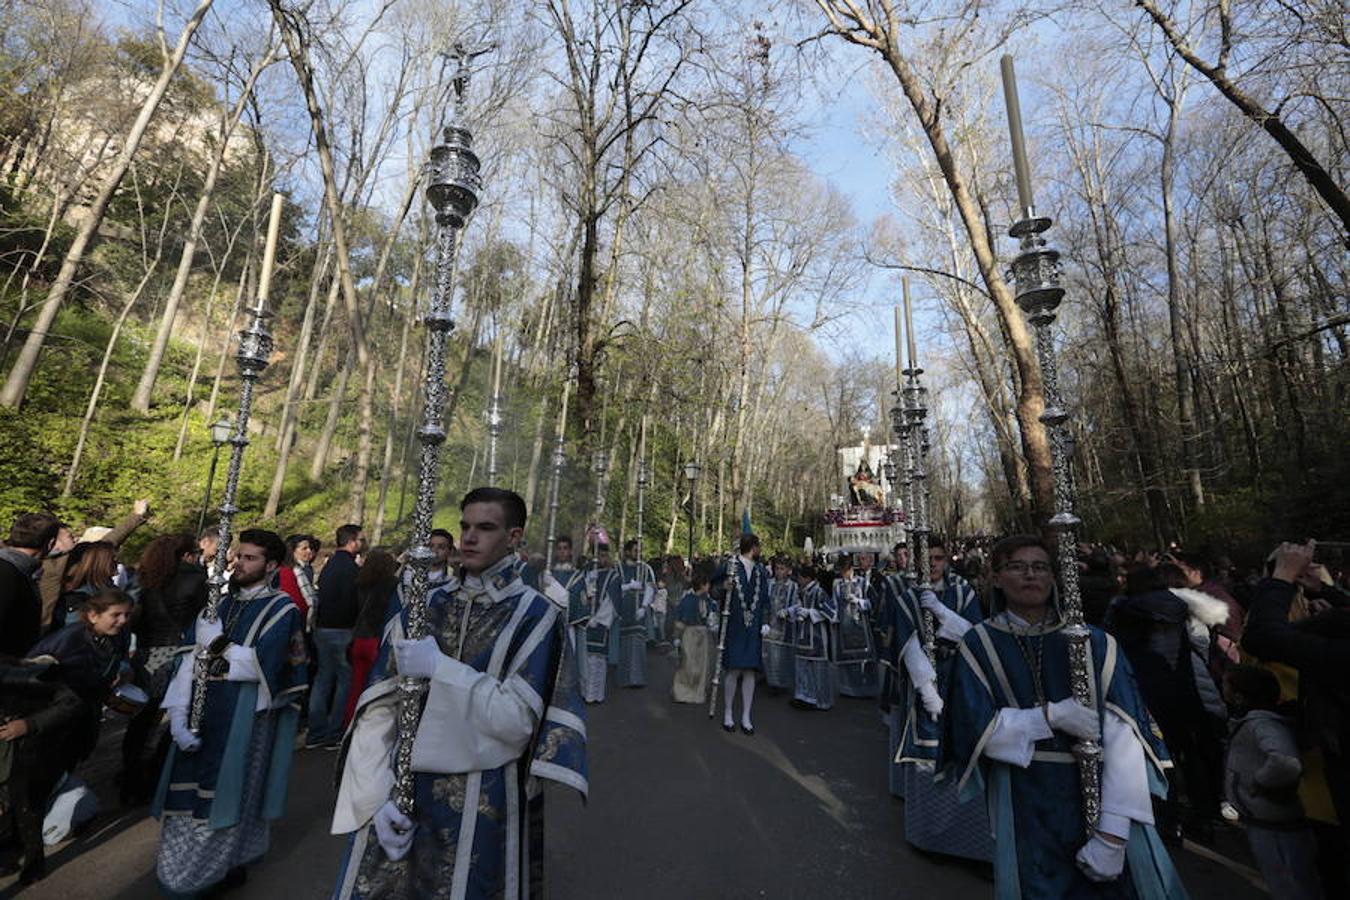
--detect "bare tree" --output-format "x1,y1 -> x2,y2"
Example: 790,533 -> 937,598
1,0 -> 216,408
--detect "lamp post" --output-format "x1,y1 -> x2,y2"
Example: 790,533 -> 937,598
683,460 -> 701,565
197,415 -> 233,534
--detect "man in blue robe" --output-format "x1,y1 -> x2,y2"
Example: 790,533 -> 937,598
876,552 -> 914,796
616,539 -> 654,688
331,488 -> 587,900
581,543 -> 620,703
891,539 -> 992,860
789,565 -> 837,710
944,535 -> 1187,899
549,535 -> 588,680
154,528 -> 307,897
713,533 -> 770,734
832,556 -> 879,697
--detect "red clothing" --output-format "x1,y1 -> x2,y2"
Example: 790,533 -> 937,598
343,636 -> 380,728
276,566 -> 310,620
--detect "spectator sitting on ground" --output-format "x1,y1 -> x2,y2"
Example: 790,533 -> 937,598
1,513 -> 63,657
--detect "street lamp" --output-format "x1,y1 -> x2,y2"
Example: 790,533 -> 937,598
197,415 -> 233,534
683,460 -> 701,564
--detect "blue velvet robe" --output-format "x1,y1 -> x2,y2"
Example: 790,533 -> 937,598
894,576 -> 983,764
674,591 -> 718,625
832,575 -> 879,696
945,616 -> 1187,899
334,558 -> 588,900
585,567 -> 621,656
714,558 -> 770,671
550,566 -> 587,627
153,587 -> 306,829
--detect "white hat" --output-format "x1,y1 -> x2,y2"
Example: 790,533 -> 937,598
79,526 -> 112,543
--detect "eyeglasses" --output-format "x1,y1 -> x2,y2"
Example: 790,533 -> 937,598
999,561 -> 1053,576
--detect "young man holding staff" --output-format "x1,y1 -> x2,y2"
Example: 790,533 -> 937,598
331,488 -> 587,899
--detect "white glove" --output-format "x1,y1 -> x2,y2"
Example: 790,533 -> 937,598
222,644 -> 260,682
1076,832 -> 1126,882
760,624 -> 771,637
373,800 -> 415,861
1046,698 -> 1101,741
622,580 -> 641,592
169,707 -> 201,753
672,638 -> 681,651
919,593 -> 972,642
394,636 -> 444,680
810,609 -> 825,623
916,679 -> 943,719
706,613 -> 720,630
196,617 -> 223,647
777,608 -> 788,620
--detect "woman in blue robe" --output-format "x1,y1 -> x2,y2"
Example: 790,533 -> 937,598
944,535 -> 1188,900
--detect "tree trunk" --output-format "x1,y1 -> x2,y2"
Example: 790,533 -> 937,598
131,46 -> 272,412
270,0 -> 373,513
174,243 -> 247,461
1160,97 -> 1204,513
310,353 -> 351,481
1,0 -> 216,408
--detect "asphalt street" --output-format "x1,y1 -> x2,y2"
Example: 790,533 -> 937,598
7,651 -> 1268,899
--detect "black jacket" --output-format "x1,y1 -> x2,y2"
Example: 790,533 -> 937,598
316,549 -> 361,629
1104,589 -> 1216,744
135,561 -> 208,648
0,549 -> 42,658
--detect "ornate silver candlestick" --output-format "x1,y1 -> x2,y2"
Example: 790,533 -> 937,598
544,367 -> 572,568
1001,54 -> 1100,833
393,46 -> 484,816
189,193 -> 281,734
901,282 -> 937,666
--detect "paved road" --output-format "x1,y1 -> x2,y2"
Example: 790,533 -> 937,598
7,652 -> 1267,899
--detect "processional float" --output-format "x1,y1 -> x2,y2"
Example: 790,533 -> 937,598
392,46 -> 485,815
1000,55 -> 1101,832
190,193 -> 283,734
